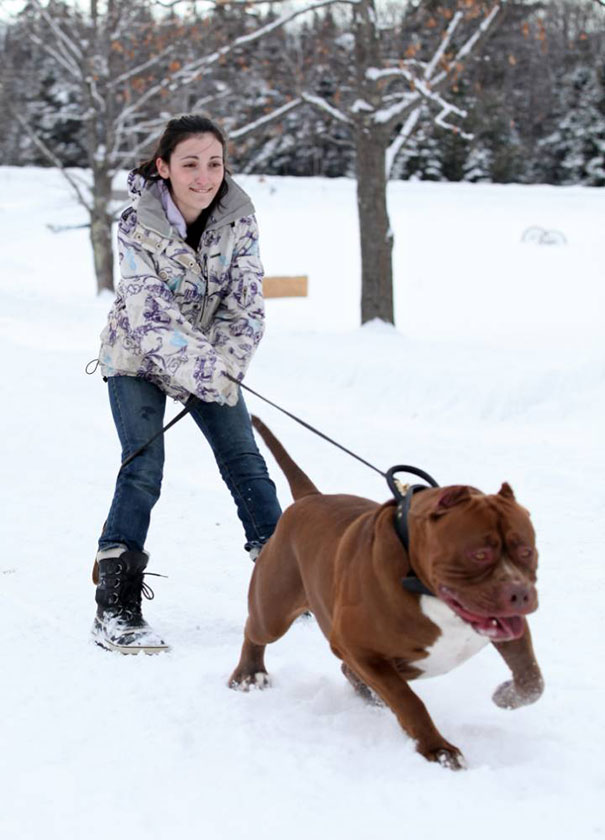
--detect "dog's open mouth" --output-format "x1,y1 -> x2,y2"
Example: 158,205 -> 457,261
438,586 -> 525,641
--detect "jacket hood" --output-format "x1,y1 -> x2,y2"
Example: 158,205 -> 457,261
126,170 -> 256,237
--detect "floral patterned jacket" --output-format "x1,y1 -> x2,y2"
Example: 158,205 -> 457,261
98,171 -> 265,406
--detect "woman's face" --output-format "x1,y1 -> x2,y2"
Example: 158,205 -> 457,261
156,133 -> 225,224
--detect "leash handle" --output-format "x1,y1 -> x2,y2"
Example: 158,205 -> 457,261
386,465 -> 439,500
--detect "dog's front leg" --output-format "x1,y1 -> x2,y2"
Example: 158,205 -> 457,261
492,620 -> 544,709
228,635 -> 270,691
348,654 -> 465,770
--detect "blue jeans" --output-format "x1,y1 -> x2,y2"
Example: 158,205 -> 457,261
99,376 -> 282,554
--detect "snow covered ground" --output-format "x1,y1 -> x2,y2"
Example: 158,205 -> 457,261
1,166 -> 603,839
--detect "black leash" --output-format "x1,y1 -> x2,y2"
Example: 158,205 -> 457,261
110,373 -> 439,595
118,396 -> 197,472
231,376 -> 439,596
231,376 -> 439,499
231,375 -> 387,479
85,358 -> 199,474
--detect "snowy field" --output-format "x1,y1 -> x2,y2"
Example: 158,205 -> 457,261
1,166 -> 603,839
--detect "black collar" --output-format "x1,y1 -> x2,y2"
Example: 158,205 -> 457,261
394,484 -> 429,554
395,486 -> 436,597
385,467 -> 439,599
401,573 -> 435,596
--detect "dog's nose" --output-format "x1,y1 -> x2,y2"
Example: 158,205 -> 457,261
500,581 -> 536,612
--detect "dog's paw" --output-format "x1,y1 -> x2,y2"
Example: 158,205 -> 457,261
431,748 -> 467,771
419,742 -> 466,770
492,678 -> 543,710
228,671 -> 271,692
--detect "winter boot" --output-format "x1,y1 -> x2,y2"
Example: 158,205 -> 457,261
91,548 -> 170,654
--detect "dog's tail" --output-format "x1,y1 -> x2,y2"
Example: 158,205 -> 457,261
251,415 -> 319,499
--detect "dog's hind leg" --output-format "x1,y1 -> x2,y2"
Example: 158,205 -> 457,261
341,663 -> 385,707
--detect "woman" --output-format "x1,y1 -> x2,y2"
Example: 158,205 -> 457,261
92,114 -> 282,654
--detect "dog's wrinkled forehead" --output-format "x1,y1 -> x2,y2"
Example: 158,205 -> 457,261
487,492 -> 535,542
432,484 -> 536,550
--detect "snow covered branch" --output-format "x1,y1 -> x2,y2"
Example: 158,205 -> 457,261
113,0 -> 353,134
229,91 -> 352,144
386,6 -> 503,181
153,0 -> 358,6
301,92 -> 353,125
384,106 -> 422,177
27,32 -> 81,80
32,0 -> 84,67
229,98 -> 304,140
175,0 -> 356,75
26,1 -> 83,81
434,106 -> 472,141
431,4 -> 503,88
372,3 -> 503,132
372,64 -> 466,127
424,10 -> 464,80
373,3 -> 504,176
108,47 -> 176,91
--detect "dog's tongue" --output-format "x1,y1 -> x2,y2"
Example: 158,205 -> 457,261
438,587 -> 526,641
471,615 -> 524,641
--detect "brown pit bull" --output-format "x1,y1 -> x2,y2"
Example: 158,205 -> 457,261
229,417 -> 544,770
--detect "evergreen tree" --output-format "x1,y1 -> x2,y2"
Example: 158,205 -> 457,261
535,64 -> 605,185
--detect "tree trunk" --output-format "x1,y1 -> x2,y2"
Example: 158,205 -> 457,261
90,169 -> 114,294
354,129 -> 394,325
353,0 -> 394,325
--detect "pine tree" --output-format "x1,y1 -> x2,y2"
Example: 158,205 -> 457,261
536,64 -> 605,185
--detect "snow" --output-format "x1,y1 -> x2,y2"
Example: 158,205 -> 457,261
351,97 -> 374,113
1,166 -> 603,839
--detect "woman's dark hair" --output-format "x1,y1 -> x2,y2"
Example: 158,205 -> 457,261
135,114 -> 230,213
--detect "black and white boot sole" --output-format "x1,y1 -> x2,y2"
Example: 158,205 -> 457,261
91,617 -> 171,655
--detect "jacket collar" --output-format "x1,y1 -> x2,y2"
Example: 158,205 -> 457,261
131,172 -> 256,238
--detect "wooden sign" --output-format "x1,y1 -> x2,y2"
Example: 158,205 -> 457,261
263,275 -> 308,298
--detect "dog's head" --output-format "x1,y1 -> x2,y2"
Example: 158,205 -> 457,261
410,483 -> 538,642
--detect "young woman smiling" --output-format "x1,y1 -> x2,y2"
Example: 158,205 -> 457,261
91,114 -> 282,654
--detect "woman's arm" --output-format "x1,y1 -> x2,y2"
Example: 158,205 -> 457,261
206,214 -> 266,383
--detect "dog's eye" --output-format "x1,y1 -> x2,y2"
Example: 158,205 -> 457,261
470,548 -> 494,564
517,546 -> 535,564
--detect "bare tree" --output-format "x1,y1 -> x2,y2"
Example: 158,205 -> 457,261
4,0 -> 341,293
4,0 -> 505,320
348,0 -> 505,323
232,0 -> 506,323
3,0 -> 182,292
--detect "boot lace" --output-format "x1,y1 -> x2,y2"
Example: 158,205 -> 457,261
120,572 -> 165,621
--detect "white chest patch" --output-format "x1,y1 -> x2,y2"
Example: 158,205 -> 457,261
414,596 -> 490,679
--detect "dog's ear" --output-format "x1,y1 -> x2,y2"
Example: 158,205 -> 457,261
432,485 -> 472,516
497,482 -> 531,517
